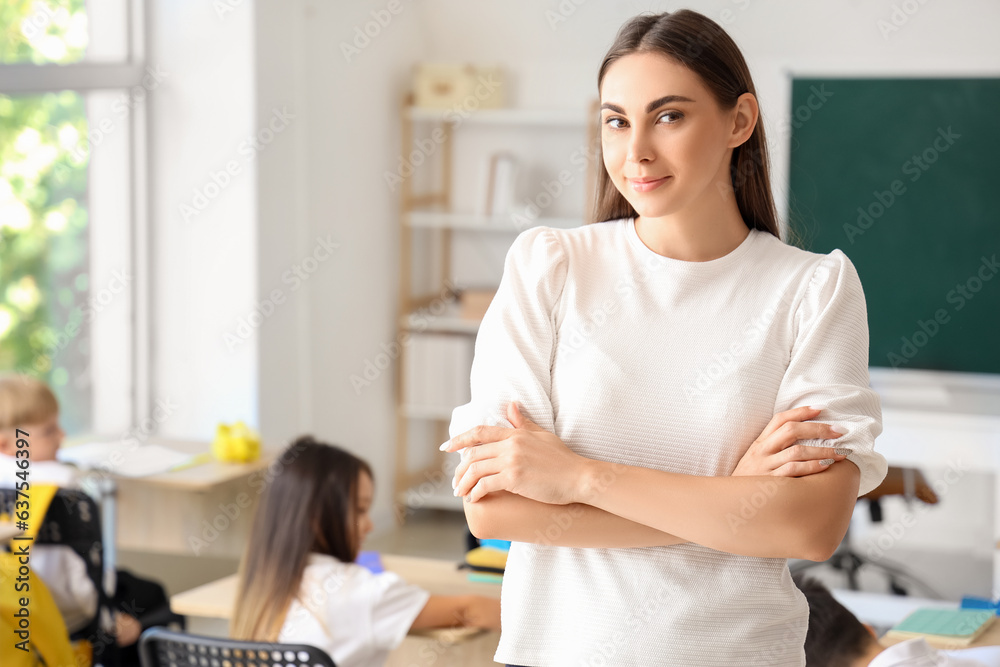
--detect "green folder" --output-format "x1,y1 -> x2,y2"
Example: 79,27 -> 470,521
890,609 -> 994,640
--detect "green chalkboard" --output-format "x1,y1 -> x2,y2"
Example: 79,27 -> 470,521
787,78 -> 1000,374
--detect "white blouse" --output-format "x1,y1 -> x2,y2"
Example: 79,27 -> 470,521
449,218 -> 888,666
277,553 -> 430,667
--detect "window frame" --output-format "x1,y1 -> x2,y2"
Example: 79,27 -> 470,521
0,0 -> 152,435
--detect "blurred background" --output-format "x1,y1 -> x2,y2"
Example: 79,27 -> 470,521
1,0 -> 999,633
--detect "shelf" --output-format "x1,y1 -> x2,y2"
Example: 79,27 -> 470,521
397,481 -> 465,512
405,106 -> 588,128
400,302 -> 481,334
406,210 -> 582,232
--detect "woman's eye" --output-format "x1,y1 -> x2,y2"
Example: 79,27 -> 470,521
659,111 -> 683,123
603,117 -> 626,129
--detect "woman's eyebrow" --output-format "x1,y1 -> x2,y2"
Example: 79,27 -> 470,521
600,94 -> 695,115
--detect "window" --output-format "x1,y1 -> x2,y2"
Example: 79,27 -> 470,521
0,0 -> 147,435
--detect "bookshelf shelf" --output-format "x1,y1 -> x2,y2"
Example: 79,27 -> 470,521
393,93 -> 599,521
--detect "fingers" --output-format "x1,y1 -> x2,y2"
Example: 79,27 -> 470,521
759,406 -> 824,441
441,424 -> 515,452
776,444 -> 848,467
468,471 -> 507,503
451,442 -> 504,489
771,459 -> 838,477
455,459 -> 505,499
762,420 -> 846,455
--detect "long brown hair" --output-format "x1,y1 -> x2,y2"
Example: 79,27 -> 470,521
594,9 -> 785,242
230,436 -> 373,641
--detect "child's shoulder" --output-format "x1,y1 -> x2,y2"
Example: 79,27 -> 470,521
0,455 -> 79,489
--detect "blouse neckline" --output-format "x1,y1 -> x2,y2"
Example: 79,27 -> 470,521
625,216 -> 759,271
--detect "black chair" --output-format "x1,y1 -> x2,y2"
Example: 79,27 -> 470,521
138,627 -> 337,667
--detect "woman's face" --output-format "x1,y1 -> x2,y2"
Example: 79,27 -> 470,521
353,471 -> 375,549
600,51 -> 742,219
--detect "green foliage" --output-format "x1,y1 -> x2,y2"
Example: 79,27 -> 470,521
1,0 -> 88,64
1,1 -> 90,430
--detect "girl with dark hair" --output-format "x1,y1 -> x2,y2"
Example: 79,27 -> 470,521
231,436 -> 500,666
443,8 -> 887,666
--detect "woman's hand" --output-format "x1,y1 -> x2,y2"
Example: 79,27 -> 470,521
732,406 -> 849,477
444,402 -> 587,504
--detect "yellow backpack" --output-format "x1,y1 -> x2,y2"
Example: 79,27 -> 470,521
0,483 -> 91,667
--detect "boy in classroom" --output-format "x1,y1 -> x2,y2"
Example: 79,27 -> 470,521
795,574 -> 1000,666
0,373 -> 170,666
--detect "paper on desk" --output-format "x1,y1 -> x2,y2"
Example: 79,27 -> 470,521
58,441 -> 196,477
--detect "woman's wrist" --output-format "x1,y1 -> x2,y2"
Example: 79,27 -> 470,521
573,458 -> 610,505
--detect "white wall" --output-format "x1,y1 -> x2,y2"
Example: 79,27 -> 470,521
150,0 -> 1000,541
148,0 -> 257,438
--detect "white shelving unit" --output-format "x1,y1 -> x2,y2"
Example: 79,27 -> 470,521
392,93 -> 600,521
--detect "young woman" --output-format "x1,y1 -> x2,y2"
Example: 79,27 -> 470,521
442,9 -> 887,667
231,436 -> 500,667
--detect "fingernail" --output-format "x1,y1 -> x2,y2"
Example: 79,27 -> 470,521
809,404 -> 827,411
834,448 -> 850,456
819,458 -> 835,466
830,425 -> 847,434
451,476 -> 456,490
439,440 -> 451,451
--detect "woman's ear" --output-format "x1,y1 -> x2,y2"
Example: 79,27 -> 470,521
0,431 -> 13,456
728,92 -> 759,148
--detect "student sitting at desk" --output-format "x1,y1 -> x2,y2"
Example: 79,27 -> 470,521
231,436 -> 501,667
795,574 -> 1000,667
0,373 -> 170,666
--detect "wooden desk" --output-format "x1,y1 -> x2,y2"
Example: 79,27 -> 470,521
171,554 -> 502,666
65,437 -> 280,558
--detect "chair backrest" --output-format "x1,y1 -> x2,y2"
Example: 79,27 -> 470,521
138,627 -> 337,667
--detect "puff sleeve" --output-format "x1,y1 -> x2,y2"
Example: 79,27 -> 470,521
449,226 -> 569,438
772,250 -> 888,497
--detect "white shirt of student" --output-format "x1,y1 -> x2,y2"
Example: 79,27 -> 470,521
872,638 -> 1000,666
449,219 -> 889,666
0,454 -> 98,634
277,553 -> 431,667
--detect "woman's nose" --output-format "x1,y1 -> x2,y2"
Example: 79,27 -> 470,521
626,127 -> 654,163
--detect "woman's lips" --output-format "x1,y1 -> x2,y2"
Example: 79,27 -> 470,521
629,176 -> 671,193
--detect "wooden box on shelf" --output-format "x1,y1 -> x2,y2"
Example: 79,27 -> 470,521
459,289 -> 496,321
